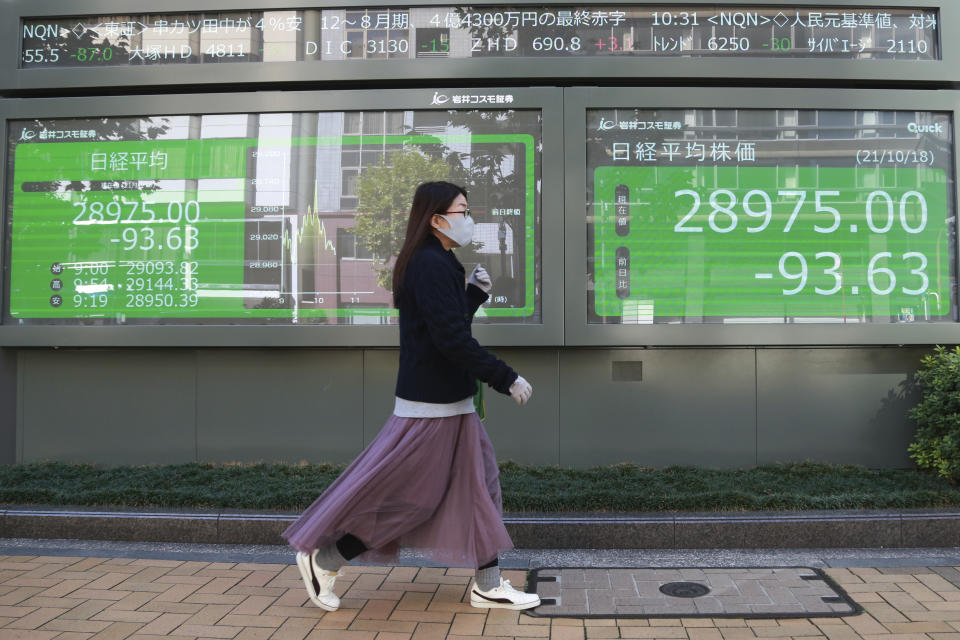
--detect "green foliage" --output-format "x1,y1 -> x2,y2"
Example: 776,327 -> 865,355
2,460 -> 960,512
0,462 -> 345,511
909,345 -> 960,482
354,148 -> 453,290
498,460 -> 960,511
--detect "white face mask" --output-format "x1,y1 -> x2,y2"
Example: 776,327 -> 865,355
437,214 -> 475,247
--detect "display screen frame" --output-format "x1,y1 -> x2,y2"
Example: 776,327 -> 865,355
0,0 -> 956,93
564,86 -> 960,346
0,87 -> 564,346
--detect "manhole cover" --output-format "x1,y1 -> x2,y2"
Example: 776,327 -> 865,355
525,567 -> 862,618
659,581 -> 711,598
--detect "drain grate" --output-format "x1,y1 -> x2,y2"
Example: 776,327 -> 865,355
525,567 -> 861,618
659,582 -> 711,598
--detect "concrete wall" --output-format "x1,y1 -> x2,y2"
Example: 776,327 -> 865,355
0,349 -> 15,464
13,346 -> 926,468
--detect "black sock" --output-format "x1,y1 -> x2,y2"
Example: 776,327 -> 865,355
336,533 -> 368,561
478,557 -> 499,570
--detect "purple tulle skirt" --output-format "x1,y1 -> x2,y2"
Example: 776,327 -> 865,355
282,411 -> 514,569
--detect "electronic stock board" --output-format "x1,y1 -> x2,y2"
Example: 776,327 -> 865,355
3,2 -> 958,344
19,5 -> 940,66
5,2 -> 953,91
4,103 -> 542,326
585,102 -> 957,326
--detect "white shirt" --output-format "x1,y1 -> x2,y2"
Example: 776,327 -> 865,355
393,396 -> 476,418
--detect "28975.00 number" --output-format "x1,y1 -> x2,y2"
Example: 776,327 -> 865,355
673,188 -> 927,234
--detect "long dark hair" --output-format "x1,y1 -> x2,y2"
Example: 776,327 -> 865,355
392,181 -> 467,307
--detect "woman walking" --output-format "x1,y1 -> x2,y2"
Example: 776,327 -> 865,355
283,181 -> 539,612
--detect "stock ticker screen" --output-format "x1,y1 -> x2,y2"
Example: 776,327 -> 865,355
5,107 -> 541,324
19,5 -> 939,67
587,108 -> 957,324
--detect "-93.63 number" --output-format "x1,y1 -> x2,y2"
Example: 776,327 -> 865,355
772,251 -> 929,297
120,226 -> 199,251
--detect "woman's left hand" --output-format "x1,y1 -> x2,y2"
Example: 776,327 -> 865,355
469,265 -> 492,293
509,376 -> 533,405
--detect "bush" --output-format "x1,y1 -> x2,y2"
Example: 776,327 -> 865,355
909,345 -> 960,482
4,460 -> 960,511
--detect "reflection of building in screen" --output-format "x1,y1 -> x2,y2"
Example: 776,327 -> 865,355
236,109 -> 533,323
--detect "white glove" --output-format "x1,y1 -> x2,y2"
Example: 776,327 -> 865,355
509,375 -> 532,406
469,264 -> 492,293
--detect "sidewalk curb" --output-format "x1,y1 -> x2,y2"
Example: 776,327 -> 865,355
3,507 -> 960,548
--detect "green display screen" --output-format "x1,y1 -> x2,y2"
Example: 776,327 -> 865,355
6,110 -> 541,324
587,108 -> 956,324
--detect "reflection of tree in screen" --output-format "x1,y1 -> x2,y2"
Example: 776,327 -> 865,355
6,116 -> 172,325
354,147 -> 452,291
445,110 -> 538,310
23,19 -> 131,69
353,109 -> 537,305
10,116 -> 171,227
16,116 -> 170,191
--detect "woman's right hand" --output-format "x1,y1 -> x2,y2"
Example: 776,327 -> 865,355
509,376 -> 533,406
469,264 -> 492,293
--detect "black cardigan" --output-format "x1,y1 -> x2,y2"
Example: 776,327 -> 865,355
395,235 -> 518,403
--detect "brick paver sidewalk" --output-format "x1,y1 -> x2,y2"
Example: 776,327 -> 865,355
3,555 -> 960,639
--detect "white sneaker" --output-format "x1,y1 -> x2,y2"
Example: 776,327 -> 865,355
470,578 -> 541,610
295,551 -> 340,611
